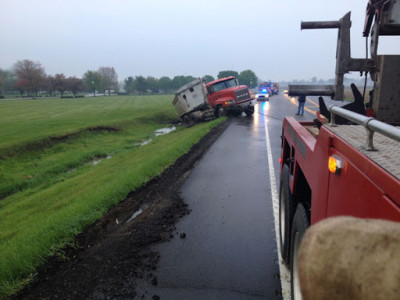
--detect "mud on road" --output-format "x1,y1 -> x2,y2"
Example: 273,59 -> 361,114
14,120 -> 231,300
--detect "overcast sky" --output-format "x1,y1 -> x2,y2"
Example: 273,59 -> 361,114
1,0 -> 399,82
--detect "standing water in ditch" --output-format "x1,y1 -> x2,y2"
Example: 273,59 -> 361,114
155,126 -> 176,136
134,126 -> 177,147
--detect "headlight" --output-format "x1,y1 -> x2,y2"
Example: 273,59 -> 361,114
224,100 -> 235,105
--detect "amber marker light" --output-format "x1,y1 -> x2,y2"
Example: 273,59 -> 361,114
328,155 -> 343,175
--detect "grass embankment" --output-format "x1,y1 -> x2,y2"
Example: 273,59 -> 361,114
0,95 -> 225,298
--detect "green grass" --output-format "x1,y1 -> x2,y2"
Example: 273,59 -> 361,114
0,95 -> 225,298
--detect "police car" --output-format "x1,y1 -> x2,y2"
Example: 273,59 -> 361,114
255,88 -> 270,101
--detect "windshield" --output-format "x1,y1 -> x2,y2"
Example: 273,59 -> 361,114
211,78 -> 237,92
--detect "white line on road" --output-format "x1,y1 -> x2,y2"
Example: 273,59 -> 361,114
264,116 -> 291,300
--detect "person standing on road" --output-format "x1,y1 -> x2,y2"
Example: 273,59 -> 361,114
296,94 -> 306,115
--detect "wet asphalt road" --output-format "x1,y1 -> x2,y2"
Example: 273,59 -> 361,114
135,92 -> 317,299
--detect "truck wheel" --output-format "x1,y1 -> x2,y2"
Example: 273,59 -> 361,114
189,113 -> 197,126
290,204 -> 309,300
183,115 -> 191,127
217,106 -> 226,117
279,165 -> 294,266
245,106 -> 254,116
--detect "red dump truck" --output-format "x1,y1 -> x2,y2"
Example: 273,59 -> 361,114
173,76 -> 255,126
280,1 -> 400,298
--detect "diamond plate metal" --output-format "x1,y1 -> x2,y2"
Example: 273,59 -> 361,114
327,125 -> 400,180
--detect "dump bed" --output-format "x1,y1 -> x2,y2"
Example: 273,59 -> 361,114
172,78 -> 209,117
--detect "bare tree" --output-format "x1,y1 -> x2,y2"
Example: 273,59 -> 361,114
54,73 -> 67,96
13,59 -> 46,97
45,75 -> 57,97
66,77 -> 86,97
14,80 -> 29,97
98,67 -> 118,95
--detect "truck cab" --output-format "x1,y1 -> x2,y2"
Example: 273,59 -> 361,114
206,76 -> 256,116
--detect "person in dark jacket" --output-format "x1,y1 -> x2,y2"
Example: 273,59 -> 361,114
296,94 -> 306,115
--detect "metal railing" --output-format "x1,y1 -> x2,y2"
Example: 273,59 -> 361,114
328,104 -> 400,150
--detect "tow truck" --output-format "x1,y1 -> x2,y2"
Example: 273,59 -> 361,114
279,1 -> 400,298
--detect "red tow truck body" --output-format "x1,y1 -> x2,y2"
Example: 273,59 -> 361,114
280,1 -> 400,298
280,117 -> 400,226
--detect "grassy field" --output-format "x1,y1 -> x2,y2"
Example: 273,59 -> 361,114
0,95 -> 225,298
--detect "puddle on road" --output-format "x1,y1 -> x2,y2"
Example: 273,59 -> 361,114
126,204 -> 148,223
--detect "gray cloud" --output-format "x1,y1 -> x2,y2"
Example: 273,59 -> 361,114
1,0 -> 399,82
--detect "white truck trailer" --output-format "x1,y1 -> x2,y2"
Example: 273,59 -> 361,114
172,78 -> 216,127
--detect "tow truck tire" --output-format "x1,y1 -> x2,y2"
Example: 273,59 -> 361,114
290,204 -> 309,300
245,106 -> 254,116
279,164 -> 294,266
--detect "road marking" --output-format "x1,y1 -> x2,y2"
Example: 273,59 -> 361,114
305,97 -> 319,107
264,115 -> 291,300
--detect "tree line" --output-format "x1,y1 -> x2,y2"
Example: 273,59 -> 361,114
0,60 -> 119,98
124,70 -> 259,94
0,59 -> 259,98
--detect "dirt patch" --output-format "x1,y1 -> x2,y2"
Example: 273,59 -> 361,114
13,119 -> 231,300
87,126 -> 121,132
